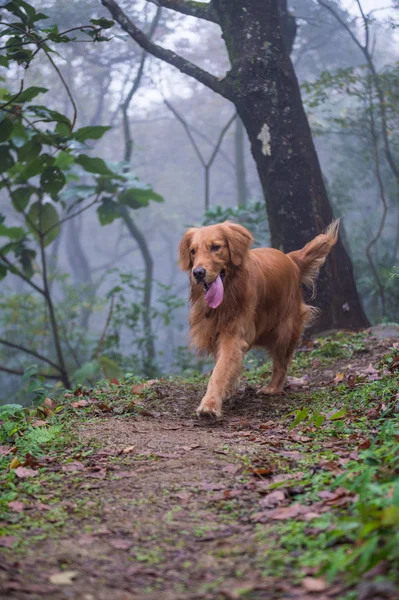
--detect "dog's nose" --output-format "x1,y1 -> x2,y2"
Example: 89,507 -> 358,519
193,267 -> 206,282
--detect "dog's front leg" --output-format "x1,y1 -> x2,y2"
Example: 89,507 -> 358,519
197,335 -> 247,417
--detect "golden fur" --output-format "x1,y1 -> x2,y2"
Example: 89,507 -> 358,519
179,220 -> 340,416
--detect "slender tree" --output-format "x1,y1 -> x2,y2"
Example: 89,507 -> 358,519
101,0 -> 369,331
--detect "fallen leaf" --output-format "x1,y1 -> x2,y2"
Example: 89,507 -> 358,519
96,402 -> 112,412
42,397 -> 57,415
9,456 -> 21,469
109,538 -> 132,550
62,461 -> 85,472
35,502 -> 51,511
132,379 -> 157,395
269,503 -> 308,520
334,372 -> 345,383
0,445 -> 11,456
14,466 -> 38,478
182,445 -> 200,451
71,399 -> 89,408
251,467 -> 274,477
286,375 -> 310,387
302,576 -> 328,592
0,536 -> 18,548
358,439 -> 371,450
259,421 -> 276,430
8,501 -> 25,513
118,445 -> 136,455
32,419 -> 47,427
347,374 -> 357,388
49,571 -> 78,585
260,490 -> 286,508
110,378 -> 120,385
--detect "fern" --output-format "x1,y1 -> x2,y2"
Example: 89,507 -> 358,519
23,425 -> 62,446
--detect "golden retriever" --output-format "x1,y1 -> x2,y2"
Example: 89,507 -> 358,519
179,220 -> 339,417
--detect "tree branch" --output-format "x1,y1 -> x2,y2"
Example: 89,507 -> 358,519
147,0 -> 218,23
0,364 -> 60,380
0,252 -> 45,296
101,0 -> 231,99
0,339 -> 62,372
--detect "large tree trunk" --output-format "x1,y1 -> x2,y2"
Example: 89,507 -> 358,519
213,0 -> 369,331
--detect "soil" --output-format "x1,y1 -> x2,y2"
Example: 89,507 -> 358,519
1,330 -> 398,600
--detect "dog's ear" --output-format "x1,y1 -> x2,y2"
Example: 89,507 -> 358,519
179,228 -> 196,271
223,221 -> 253,266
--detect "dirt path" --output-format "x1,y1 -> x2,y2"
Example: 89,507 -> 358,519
1,330 -> 399,600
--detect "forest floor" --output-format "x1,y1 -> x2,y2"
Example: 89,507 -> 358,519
1,326 -> 399,600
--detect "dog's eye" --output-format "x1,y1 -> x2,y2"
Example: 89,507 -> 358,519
190,248 -> 195,255
211,244 -> 221,252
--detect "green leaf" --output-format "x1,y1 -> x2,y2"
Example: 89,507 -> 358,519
72,126 -> 111,143
0,146 -> 15,173
76,154 -> 117,177
40,166 -> 66,197
0,264 -> 7,280
19,153 -> 54,180
0,56 -> 9,68
54,151 -> 75,170
55,122 -> 70,137
0,224 -> 25,240
18,86 -> 48,103
330,408 -> 347,420
26,201 -> 60,246
17,136 -> 42,162
90,17 -> 114,29
119,187 -> 164,209
97,198 -> 120,225
0,118 -> 13,142
289,407 -> 309,431
11,186 -> 34,212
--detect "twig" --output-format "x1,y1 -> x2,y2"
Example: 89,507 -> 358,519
93,295 -> 115,359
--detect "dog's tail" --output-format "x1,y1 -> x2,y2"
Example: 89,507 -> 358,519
288,219 -> 340,295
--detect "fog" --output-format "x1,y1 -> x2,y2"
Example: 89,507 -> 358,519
1,0 -> 398,403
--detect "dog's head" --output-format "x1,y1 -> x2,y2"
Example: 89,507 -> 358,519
179,221 -> 253,308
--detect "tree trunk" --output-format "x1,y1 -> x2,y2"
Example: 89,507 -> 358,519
213,0 -> 369,331
235,116 -> 248,206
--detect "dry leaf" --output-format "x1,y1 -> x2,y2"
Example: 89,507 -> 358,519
334,372 -> 345,383
302,577 -> 328,592
49,571 -> 78,585
109,538 -> 132,550
120,446 -> 136,455
0,445 -> 11,456
42,397 -> 57,415
71,399 -> 89,408
0,536 -> 18,548
110,378 -> 120,385
8,500 -> 25,513
14,466 -> 38,478
32,420 -> 47,427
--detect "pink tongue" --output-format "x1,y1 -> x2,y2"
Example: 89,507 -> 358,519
205,275 -> 224,309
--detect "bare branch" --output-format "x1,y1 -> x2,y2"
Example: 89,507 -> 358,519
0,339 -> 62,372
101,0 -> 230,99
164,99 -> 206,166
0,252 -> 45,296
317,0 -> 399,182
147,0 -> 218,23
0,364 -> 60,380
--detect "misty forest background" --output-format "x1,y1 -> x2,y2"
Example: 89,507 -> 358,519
0,0 -> 398,405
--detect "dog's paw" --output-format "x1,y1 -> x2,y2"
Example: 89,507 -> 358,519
257,385 -> 282,396
196,398 -> 222,418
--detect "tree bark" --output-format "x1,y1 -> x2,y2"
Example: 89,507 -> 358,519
235,115 -> 248,206
102,0 -> 370,331
213,0 -> 369,331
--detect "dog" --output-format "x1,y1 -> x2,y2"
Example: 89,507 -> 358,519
179,219 -> 340,417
